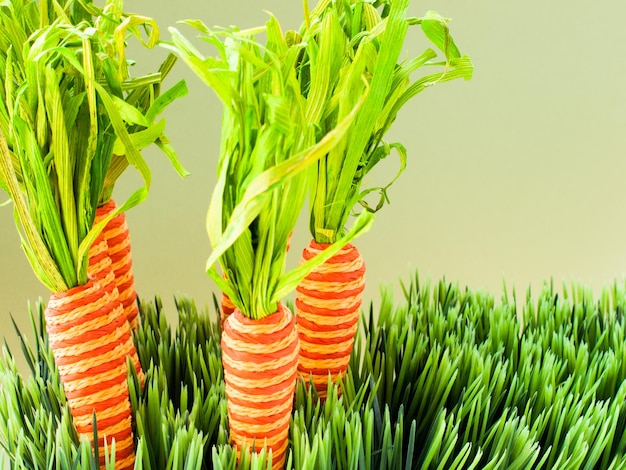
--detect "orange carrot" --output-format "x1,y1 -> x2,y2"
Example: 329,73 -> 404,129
45,261 -> 137,468
95,199 -> 140,331
88,232 -> 143,383
295,241 -> 365,398
221,304 -> 299,469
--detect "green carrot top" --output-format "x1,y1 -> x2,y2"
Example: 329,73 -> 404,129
100,50 -> 189,206
168,13 -> 373,320
0,0 -> 184,293
297,0 -> 473,243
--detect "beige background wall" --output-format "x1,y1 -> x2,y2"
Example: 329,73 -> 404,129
1,0 -> 626,373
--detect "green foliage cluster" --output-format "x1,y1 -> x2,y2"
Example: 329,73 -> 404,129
0,0 -> 186,293
3,273 -> 626,469
168,7 -> 375,319
167,0 -> 471,319
299,1 -> 473,243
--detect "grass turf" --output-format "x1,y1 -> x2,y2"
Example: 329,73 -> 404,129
2,272 -> 626,469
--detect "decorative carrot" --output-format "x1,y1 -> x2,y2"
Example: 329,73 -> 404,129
168,14 -> 373,469
0,1 -> 180,466
221,305 -> 299,467
296,242 -> 365,398
295,1 -> 474,397
94,200 -> 140,331
88,231 -> 143,382
48,235 -> 138,468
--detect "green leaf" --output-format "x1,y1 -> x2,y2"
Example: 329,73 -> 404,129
111,95 -> 151,127
327,0 -> 411,232
166,27 -> 239,106
0,126 -> 68,292
145,79 -> 188,123
205,88 -> 365,273
112,119 -> 166,155
155,135 -> 190,179
43,65 -> 78,270
420,11 -> 461,60
357,141 -> 407,213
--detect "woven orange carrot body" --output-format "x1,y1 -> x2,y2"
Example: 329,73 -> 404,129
45,272 -> 137,469
221,304 -> 299,469
88,233 -> 143,382
295,241 -> 365,398
95,199 -> 140,331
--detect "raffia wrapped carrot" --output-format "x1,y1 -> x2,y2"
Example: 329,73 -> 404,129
170,14 -> 373,469
95,199 -> 140,331
296,242 -> 364,398
294,1 -> 472,396
0,2 -> 188,467
88,233 -> 143,382
46,268 -> 136,469
222,304 -> 298,469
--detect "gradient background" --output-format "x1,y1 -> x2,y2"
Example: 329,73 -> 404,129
2,0 -> 626,374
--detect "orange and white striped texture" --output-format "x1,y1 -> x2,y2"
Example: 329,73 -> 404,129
221,304 -> 299,470
295,241 -> 365,399
95,199 -> 140,330
88,233 -> 143,381
45,238 -> 138,469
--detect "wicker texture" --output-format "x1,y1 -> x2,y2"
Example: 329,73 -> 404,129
88,233 -> 143,382
295,241 -> 365,398
45,275 -> 136,469
222,304 -> 299,470
95,200 -> 139,331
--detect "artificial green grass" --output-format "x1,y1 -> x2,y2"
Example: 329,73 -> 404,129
2,273 -> 626,469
